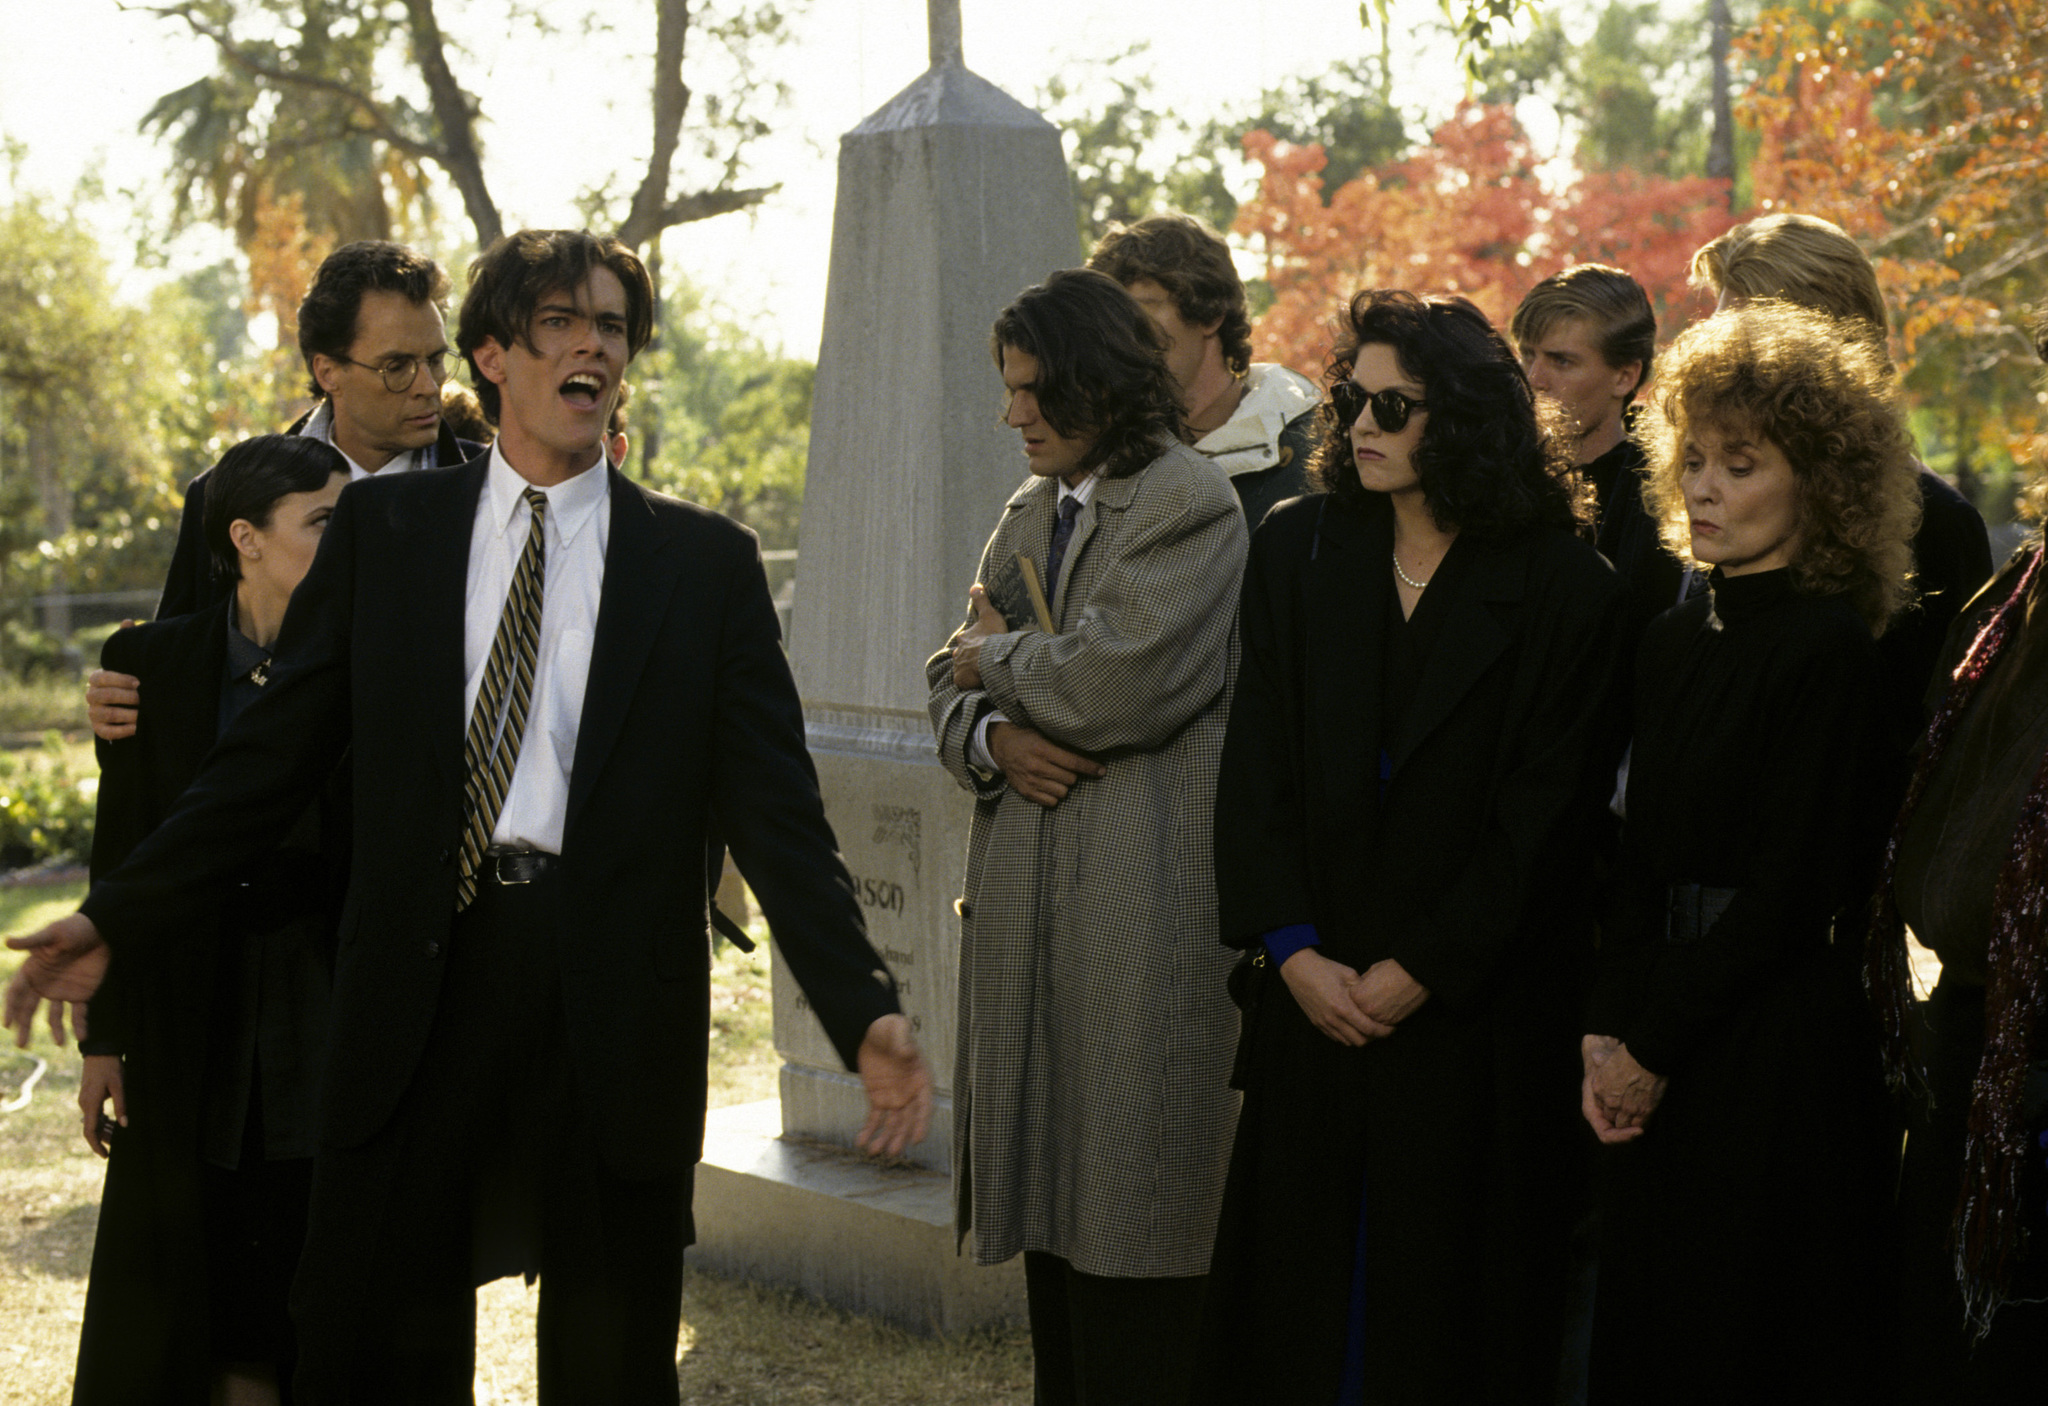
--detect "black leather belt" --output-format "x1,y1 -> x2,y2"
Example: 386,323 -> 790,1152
1664,883 -> 1737,945
484,848 -> 559,885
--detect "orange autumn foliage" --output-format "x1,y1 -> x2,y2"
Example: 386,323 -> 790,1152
1741,0 -> 2048,470
1235,102 -> 1735,377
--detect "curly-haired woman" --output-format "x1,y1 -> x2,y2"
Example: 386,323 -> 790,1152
1583,301 -> 1921,1404
1196,291 -> 1628,1405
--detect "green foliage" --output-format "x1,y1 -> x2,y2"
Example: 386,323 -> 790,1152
1039,45 -> 1238,248
1042,47 -> 1408,248
0,737 -> 96,866
1222,64 -> 1407,189
627,283 -> 813,550
0,185 -> 269,651
1474,1 -> 1727,179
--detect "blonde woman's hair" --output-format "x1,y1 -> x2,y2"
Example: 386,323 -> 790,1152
1642,301 -> 1922,634
1690,214 -> 1891,369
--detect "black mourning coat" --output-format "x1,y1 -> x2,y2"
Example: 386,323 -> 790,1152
83,458 -> 898,1192
1196,492 -> 1627,1405
72,601 -> 345,1406
1586,569 -> 1898,1406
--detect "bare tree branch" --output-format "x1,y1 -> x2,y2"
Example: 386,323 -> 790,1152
144,4 -> 444,165
401,0 -> 503,246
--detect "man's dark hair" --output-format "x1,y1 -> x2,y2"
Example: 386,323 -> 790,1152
1310,289 -> 1589,540
297,241 -> 450,399
1509,264 -> 1658,399
989,269 -> 1181,480
457,230 -> 656,424
1087,213 -> 1254,377
203,434 -> 350,582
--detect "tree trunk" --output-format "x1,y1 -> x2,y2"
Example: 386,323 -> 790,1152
402,0 -> 503,248
1708,0 -> 1736,201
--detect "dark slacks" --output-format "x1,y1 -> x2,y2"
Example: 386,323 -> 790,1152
290,868 -> 688,1404
1023,1251 -> 1206,1406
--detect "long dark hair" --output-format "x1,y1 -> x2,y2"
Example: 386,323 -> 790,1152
203,435 -> 350,581
1308,290 -> 1589,540
990,269 -> 1181,480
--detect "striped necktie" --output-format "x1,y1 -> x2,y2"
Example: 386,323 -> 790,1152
455,486 -> 549,910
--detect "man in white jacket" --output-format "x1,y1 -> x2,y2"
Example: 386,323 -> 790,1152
1089,213 -> 1322,529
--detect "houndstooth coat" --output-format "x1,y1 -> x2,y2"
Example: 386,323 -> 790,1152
926,439 -> 1248,1278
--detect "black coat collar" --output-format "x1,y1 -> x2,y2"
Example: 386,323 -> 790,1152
1306,494 -> 1531,801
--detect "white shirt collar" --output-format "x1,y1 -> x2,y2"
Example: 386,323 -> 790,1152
1058,471 -> 1099,509
299,398 -> 426,481
485,442 -> 609,548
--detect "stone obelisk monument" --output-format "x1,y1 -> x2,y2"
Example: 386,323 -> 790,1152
689,2 -> 1079,1333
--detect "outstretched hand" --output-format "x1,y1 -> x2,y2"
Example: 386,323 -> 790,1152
854,1013 -> 934,1158
947,586 -> 1010,691
5,912 -> 109,1049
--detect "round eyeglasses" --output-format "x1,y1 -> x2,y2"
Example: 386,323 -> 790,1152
334,351 -> 452,394
1329,379 -> 1428,434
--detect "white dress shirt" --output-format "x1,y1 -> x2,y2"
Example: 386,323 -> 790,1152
462,445 -> 610,853
298,400 -> 436,480
970,471 -> 1098,773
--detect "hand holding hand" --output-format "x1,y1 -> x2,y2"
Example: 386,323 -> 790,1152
1348,958 -> 1429,1028
855,1013 -> 934,1159
947,586 -> 1010,691
986,723 -> 1104,807
79,1055 -> 125,1158
1280,948 -> 1398,1047
87,665 -> 142,742
5,912 -> 109,1048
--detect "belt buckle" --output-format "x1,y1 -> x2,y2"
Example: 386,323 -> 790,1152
491,850 -> 537,885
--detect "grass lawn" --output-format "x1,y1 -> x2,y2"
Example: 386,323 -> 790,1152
0,887 -> 1029,1404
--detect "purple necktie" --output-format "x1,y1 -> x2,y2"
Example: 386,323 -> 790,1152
1046,495 -> 1082,600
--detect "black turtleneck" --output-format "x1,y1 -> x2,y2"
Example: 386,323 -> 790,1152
1590,567 -> 1900,1075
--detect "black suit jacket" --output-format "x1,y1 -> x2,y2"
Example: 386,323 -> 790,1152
158,415 -> 482,619
87,456 -> 897,1180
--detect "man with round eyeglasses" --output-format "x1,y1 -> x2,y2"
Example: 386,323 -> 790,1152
88,242 -> 487,740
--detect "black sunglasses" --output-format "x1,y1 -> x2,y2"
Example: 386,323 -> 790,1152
1329,379 -> 1428,434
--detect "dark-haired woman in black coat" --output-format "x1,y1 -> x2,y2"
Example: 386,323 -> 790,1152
1195,291 -> 1627,1406
73,435 -> 349,1406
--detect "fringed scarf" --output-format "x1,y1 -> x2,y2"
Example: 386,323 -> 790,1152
1866,545 -> 2048,1336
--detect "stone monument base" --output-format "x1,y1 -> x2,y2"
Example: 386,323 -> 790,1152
689,1099 -> 1026,1336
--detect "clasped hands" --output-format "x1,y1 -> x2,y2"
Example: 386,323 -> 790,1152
1280,949 -> 1429,1047
1580,1034 -> 1667,1144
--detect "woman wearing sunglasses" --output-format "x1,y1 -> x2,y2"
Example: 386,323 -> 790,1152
1197,290 -> 1627,1404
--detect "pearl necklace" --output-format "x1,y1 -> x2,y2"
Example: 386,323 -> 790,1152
1392,548 -> 1432,590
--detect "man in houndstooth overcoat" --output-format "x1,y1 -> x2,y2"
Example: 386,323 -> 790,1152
927,269 -> 1248,1405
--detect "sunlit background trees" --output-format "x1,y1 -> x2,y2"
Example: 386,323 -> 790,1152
3,0 -> 2044,707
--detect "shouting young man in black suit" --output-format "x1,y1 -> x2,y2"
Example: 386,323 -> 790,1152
8,229 -> 932,1402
